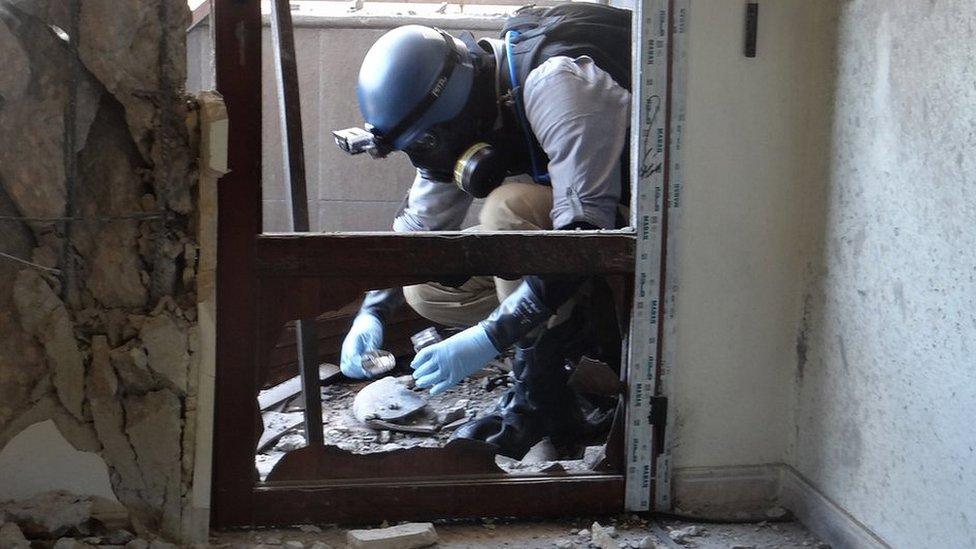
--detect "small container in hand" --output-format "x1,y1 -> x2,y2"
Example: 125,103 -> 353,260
361,350 -> 396,377
410,327 -> 443,352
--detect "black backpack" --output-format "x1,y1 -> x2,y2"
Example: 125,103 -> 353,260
495,3 -> 632,212
501,3 -> 633,94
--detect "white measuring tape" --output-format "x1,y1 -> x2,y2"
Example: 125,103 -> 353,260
625,0 -> 687,512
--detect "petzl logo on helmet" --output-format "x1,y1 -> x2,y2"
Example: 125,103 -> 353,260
431,76 -> 448,97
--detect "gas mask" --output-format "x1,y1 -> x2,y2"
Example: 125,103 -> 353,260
453,142 -> 508,198
401,112 -> 509,199
402,43 -> 507,198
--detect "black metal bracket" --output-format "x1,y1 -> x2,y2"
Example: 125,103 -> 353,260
745,2 -> 759,58
648,396 -> 668,427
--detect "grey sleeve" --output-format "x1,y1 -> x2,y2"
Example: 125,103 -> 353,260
392,170 -> 474,232
523,56 -> 632,230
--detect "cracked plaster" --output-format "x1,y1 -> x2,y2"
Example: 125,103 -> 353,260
0,0 -> 199,543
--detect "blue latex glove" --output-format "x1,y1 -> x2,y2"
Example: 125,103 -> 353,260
411,324 -> 499,395
340,313 -> 383,379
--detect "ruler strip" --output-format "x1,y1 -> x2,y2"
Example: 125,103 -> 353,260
655,0 -> 688,512
625,0 -> 672,512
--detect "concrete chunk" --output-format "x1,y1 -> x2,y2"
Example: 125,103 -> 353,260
590,521 -> 619,549
346,522 -> 438,549
0,491 -> 93,538
0,522 -> 30,549
668,525 -> 704,544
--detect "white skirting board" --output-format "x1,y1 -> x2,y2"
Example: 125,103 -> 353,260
671,464 -> 889,549
779,466 -> 890,549
672,464 -> 782,520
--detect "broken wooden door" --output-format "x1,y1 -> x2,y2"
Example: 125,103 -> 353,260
211,0 -> 676,527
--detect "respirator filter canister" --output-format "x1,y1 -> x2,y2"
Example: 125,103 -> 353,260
453,142 -> 507,199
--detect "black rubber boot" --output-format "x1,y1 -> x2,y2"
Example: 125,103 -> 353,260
453,315 -> 588,460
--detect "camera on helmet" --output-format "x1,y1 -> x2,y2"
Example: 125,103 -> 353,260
332,126 -> 392,158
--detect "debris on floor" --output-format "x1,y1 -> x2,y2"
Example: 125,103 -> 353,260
258,364 -> 342,411
669,524 -> 705,544
254,352 -> 618,479
257,411 -> 305,453
568,357 -> 624,396
346,522 -> 438,548
209,515 -> 828,549
590,521 -> 620,549
0,490 -> 174,548
255,355 -> 545,477
0,522 -> 30,549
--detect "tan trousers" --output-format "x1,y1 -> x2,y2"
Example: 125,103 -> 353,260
403,182 -> 553,328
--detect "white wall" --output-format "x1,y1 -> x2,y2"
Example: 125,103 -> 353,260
671,0 -> 836,474
674,1 -> 975,545
0,421 -> 118,502
791,1 -> 976,547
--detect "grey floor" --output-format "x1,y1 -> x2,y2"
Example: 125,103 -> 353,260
211,516 -> 827,548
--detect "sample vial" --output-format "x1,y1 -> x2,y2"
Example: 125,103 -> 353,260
410,327 -> 443,352
361,350 -> 396,377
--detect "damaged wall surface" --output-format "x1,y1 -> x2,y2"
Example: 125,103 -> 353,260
0,0 -> 202,542
791,1 -> 976,547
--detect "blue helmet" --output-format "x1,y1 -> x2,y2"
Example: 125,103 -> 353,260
357,25 -> 475,151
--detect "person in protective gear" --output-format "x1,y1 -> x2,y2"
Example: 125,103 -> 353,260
335,3 -> 632,459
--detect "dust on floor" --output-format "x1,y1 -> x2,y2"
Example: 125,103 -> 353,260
256,360 -> 609,479
210,516 -> 828,549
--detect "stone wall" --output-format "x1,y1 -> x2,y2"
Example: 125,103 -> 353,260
0,0 -> 200,541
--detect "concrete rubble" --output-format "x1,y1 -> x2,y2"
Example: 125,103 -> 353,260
590,521 -> 620,549
637,535 -> 663,548
346,522 -> 438,549
0,521 -> 30,549
668,524 -> 705,545
0,491 -> 95,538
0,490 -> 181,548
202,516 -> 825,548
0,0 -> 199,543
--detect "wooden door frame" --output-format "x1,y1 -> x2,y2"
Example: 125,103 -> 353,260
211,0 -> 676,527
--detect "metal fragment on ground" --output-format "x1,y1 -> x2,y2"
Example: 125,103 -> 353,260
568,356 -> 623,396
258,411 -> 304,452
521,438 -> 560,464
352,376 -> 427,423
258,363 -> 341,410
366,418 -> 438,435
439,416 -> 470,432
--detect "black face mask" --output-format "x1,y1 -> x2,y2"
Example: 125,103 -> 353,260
403,38 -> 509,198
403,113 -> 482,182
